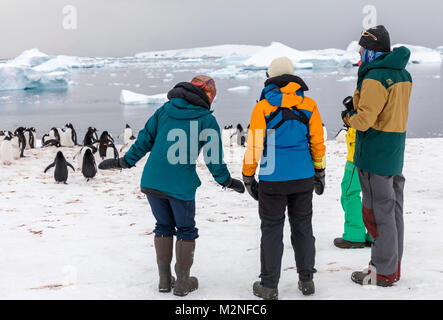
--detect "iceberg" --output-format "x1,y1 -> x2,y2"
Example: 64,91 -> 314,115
9,48 -> 52,68
135,44 -> 263,60
392,44 -> 441,64
0,52 -> 71,91
243,42 -> 359,69
120,89 -> 168,105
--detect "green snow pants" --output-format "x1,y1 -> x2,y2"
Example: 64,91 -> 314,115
340,161 -> 372,243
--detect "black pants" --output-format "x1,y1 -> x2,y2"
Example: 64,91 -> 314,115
258,178 -> 316,288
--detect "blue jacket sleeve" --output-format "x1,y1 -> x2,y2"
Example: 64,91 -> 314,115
201,114 -> 231,185
124,109 -> 160,166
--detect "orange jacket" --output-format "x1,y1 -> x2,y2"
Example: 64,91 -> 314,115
242,79 -> 326,180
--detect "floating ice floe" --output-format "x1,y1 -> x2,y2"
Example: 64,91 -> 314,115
227,86 -> 251,93
120,89 -> 168,105
392,44 -> 442,64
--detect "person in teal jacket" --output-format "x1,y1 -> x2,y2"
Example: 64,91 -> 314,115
99,75 -> 244,297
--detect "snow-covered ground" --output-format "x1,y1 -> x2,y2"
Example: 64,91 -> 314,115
0,138 -> 442,300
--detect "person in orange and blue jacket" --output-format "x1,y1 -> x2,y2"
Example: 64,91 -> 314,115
242,57 -> 326,299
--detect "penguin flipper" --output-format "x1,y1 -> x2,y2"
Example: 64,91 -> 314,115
67,162 -> 76,172
44,162 -> 55,173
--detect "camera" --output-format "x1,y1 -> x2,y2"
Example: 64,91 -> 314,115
342,96 -> 354,111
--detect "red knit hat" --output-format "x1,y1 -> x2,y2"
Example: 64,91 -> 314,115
191,75 -> 216,104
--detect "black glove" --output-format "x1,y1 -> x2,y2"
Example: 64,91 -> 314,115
243,175 -> 259,201
221,177 -> 245,193
314,169 -> 325,195
99,157 -> 131,170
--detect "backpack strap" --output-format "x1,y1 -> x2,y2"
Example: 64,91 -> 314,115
268,106 -> 310,131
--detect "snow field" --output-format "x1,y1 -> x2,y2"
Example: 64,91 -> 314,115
0,138 -> 442,299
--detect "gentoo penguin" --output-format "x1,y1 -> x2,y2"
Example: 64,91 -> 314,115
24,127 -> 37,149
233,124 -> 246,147
63,123 -> 78,147
44,151 -> 75,184
83,127 -> 99,147
74,146 -> 96,170
98,131 -> 115,159
42,139 -> 62,148
42,127 -> 61,146
11,134 -> 22,160
119,124 -> 136,152
14,127 -> 26,157
322,123 -> 328,142
1,134 -> 13,165
105,140 -> 119,160
222,125 -> 235,147
119,124 -> 136,145
335,126 -> 348,143
81,148 -> 97,181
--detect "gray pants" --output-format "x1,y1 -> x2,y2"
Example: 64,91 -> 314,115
358,169 -> 405,277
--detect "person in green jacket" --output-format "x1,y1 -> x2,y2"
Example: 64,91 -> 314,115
99,75 -> 245,296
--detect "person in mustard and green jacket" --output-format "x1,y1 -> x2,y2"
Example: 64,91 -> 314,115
334,107 -> 373,249
342,26 -> 412,287
242,57 -> 326,299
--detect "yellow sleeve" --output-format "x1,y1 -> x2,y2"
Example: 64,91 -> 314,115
308,103 -> 326,170
345,79 -> 388,131
242,102 -> 267,176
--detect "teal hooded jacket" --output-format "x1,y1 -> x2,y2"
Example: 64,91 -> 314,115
124,84 -> 231,200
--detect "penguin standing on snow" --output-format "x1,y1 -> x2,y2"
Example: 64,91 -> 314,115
83,127 -> 99,150
232,124 -> 246,147
24,127 -> 37,149
1,134 -> 14,165
81,148 -> 97,181
63,123 -> 78,147
14,127 -> 26,157
74,146 -> 97,170
119,124 -> 136,152
44,151 -> 75,184
98,131 -> 116,160
105,140 -> 119,160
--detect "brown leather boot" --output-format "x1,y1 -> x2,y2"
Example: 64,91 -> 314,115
154,235 -> 175,293
173,239 -> 198,297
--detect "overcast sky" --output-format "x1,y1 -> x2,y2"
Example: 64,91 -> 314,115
0,0 -> 442,58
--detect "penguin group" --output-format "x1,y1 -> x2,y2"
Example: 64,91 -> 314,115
1,123 -> 137,184
0,127 -> 36,165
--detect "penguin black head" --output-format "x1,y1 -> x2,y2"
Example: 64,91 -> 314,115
126,124 -> 131,128
56,151 -> 66,160
237,124 -> 244,132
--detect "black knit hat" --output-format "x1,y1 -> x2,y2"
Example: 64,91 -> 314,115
359,25 -> 391,52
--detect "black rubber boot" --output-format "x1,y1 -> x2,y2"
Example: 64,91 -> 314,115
298,280 -> 315,296
173,239 -> 198,297
154,235 -> 175,293
252,281 -> 278,300
333,237 -> 366,249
